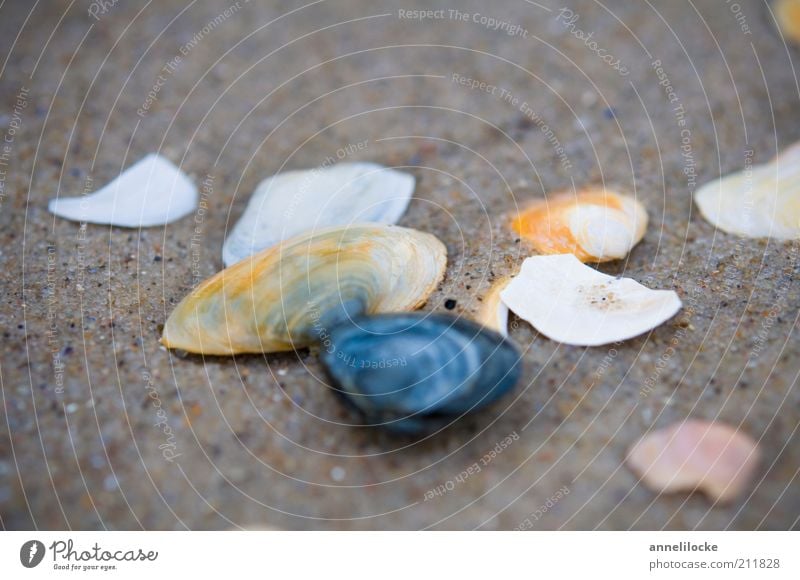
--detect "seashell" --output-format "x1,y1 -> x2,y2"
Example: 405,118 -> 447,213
500,254 -> 681,346
694,142 -> 800,239
476,277 -> 511,337
320,313 -> 521,434
511,189 -> 647,262
161,224 -> 446,355
222,162 -> 415,267
48,154 -> 197,227
627,420 -> 760,503
776,0 -> 800,45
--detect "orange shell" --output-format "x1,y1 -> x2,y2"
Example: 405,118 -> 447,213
511,189 -> 646,262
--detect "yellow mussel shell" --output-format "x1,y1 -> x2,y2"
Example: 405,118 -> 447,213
162,225 -> 447,355
511,189 -> 647,262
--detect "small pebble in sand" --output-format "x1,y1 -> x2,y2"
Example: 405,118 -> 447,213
626,420 -> 760,503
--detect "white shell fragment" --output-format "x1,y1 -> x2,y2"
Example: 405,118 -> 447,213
222,162 -> 415,267
499,254 -> 682,346
694,142 -> 800,239
627,420 -> 760,503
48,154 -> 197,227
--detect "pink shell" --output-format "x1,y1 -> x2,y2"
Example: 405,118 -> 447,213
627,420 -> 760,503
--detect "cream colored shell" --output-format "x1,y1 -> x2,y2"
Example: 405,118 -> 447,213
476,277 -> 511,337
162,224 -> 446,355
627,420 -> 760,503
222,162 -> 415,267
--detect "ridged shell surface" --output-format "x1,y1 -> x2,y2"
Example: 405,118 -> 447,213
694,142 -> 800,239
48,154 -> 197,227
320,313 -> 521,434
162,225 -> 446,355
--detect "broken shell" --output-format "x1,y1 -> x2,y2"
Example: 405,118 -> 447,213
511,189 -> 647,262
776,0 -> 800,45
320,313 -> 521,434
477,277 -> 511,337
695,142 -> 800,239
627,420 -> 760,503
48,154 -> 197,227
500,254 -> 681,346
162,224 -> 446,355
222,162 -> 415,267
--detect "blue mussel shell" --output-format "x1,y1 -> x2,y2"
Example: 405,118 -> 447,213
320,313 -> 521,433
